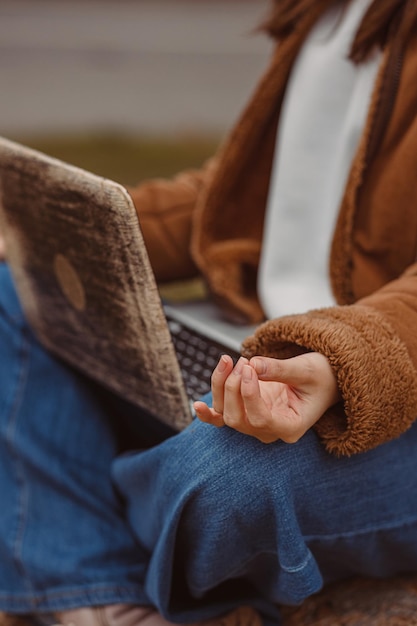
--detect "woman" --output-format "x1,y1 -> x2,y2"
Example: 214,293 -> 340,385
1,0 -> 417,624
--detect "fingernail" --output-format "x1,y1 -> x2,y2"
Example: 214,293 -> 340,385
233,356 -> 247,375
217,355 -> 228,372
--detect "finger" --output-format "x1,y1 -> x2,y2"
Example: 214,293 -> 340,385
211,354 -> 234,414
240,364 -> 271,429
193,402 -> 224,428
222,356 -> 248,428
250,355 -> 314,387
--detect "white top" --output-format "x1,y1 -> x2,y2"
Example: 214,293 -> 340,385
258,0 -> 381,319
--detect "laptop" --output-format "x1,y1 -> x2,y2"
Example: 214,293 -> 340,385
0,137 -> 256,432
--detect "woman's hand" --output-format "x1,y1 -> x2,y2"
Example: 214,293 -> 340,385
0,234 -> 5,259
194,352 -> 341,444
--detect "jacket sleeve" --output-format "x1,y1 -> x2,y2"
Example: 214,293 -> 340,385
127,158 -> 217,283
241,268 -> 417,456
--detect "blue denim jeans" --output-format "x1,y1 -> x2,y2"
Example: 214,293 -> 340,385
1,262 -> 417,625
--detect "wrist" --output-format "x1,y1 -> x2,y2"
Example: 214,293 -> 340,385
310,352 -> 341,410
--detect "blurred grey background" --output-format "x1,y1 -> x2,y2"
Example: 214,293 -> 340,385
0,0 -> 272,138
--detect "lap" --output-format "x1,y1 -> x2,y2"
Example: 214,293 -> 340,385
117,406 -> 417,528
114,410 -> 417,591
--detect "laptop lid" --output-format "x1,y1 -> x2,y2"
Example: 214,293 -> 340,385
0,137 -> 192,431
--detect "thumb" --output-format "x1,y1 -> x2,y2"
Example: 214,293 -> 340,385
250,355 -> 313,387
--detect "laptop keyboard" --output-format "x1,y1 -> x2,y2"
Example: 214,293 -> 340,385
166,316 -> 241,402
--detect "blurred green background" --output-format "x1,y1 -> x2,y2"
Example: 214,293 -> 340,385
16,133 -> 220,188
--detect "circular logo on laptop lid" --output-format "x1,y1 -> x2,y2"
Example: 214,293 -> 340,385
53,253 -> 86,311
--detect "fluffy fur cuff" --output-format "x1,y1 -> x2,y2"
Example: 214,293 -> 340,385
242,304 -> 417,456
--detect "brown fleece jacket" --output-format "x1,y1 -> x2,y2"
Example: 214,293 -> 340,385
129,3 -> 417,456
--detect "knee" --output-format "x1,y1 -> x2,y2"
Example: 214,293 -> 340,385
166,420 -> 290,523
117,419 -> 278,522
